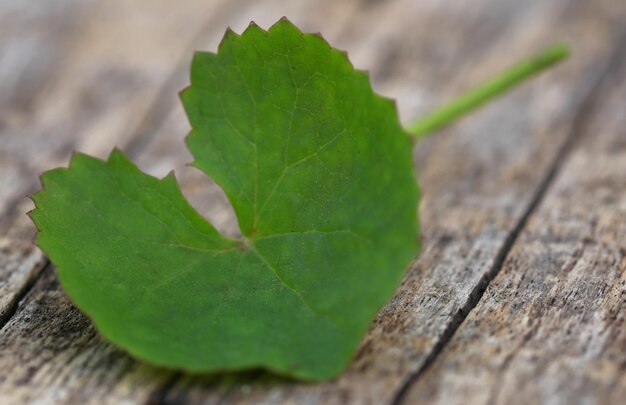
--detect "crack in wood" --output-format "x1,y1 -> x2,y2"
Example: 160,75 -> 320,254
390,27 -> 626,405
0,261 -> 48,331
144,373 -> 183,405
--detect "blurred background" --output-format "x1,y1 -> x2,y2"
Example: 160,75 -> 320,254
3,0 -> 621,235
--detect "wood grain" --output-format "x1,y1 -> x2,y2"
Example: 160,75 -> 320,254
0,0 -> 624,404
403,40 -> 626,405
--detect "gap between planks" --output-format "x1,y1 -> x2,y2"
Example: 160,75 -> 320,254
0,261 -> 47,331
390,26 -> 626,405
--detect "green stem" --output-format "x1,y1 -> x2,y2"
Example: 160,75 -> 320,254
406,43 -> 570,139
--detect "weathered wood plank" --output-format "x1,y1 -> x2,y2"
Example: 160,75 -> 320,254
402,39 -> 626,405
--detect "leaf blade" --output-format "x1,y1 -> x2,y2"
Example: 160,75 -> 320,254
31,19 -> 419,380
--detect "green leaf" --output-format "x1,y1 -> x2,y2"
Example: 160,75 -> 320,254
30,19 -> 419,380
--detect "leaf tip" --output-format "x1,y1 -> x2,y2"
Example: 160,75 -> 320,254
26,190 -> 41,207
178,85 -> 191,101
334,47 -> 354,70
68,150 -> 87,162
242,21 -> 265,39
270,16 -> 300,34
25,208 -> 43,237
188,160 -> 201,170
163,170 -> 177,183
27,180 -> 49,234
68,150 -> 104,172
107,147 -> 124,161
218,26 -> 240,52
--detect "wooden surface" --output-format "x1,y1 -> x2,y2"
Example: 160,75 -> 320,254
0,0 -> 624,404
